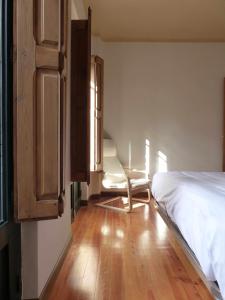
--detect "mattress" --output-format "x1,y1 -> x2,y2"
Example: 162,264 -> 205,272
152,171 -> 225,300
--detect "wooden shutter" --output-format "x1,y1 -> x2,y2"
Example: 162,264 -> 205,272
70,9 -> 91,183
14,0 -> 68,221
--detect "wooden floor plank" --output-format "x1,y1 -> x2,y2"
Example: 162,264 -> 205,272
47,198 -> 214,300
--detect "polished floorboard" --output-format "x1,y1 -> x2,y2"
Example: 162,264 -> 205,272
47,198 -> 213,300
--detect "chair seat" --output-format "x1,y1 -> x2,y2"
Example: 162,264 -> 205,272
102,177 -> 150,190
130,178 -> 150,187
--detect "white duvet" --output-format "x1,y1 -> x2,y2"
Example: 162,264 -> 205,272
152,172 -> 225,299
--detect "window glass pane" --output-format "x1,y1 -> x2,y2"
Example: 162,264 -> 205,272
0,1 -> 4,224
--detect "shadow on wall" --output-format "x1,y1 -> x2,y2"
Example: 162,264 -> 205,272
21,222 -> 38,298
103,130 -> 112,139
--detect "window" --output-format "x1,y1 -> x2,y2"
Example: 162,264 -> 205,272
0,0 -> 3,224
90,56 -> 104,172
0,0 -> 11,226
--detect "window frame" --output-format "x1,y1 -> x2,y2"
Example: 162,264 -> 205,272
0,0 -> 13,226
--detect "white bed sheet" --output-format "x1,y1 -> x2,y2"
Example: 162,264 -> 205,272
152,171 -> 225,299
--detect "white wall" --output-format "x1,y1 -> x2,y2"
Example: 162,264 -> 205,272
98,42 -> 225,175
21,1 -> 87,298
92,35 -> 105,57
71,0 -> 86,19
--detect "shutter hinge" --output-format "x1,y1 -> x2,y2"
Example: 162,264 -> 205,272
59,52 -> 64,74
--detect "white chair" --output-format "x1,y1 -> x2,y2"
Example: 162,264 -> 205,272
95,139 -> 151,213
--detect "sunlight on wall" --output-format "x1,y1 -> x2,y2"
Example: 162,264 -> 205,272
145,139 -> 150,178
157,151 -> 168,172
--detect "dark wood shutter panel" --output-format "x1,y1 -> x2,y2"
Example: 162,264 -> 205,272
14,0 -> 68,221
70,9 -> 91,183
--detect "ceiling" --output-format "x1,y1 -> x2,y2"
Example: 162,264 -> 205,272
83,0 -> 225,42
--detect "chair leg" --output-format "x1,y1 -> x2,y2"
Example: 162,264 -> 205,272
95,197 -> 132,213
131,186 -> 151,204
95,180 -> 152,213
127,178 -> 133,212
127,189 -> 133,212
147,188 -> 151,202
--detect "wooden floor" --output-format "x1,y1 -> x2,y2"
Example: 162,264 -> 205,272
47,198 -> 213,300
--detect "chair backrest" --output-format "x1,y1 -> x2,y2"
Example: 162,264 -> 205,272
103,139 -> 127,188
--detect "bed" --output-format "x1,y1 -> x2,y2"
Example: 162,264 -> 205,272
151,171 -> 225,300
